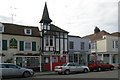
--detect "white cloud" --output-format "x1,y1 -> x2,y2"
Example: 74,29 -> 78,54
0,0 -> 119,36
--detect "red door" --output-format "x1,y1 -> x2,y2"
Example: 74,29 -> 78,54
44,56 -> 50,71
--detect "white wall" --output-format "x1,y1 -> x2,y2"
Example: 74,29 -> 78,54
2,34 -> 40,61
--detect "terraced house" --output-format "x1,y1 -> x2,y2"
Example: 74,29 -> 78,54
0,22 -> 41,71
68,35 -> 90,65
83,27 -> 119,66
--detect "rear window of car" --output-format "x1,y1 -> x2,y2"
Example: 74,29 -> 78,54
88,61 -> 94,64
3,64 -> 18,68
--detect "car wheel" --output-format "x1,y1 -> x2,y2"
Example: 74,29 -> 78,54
110,66 -> 114,70
83,68 -> 88,73
64,70 -> 70,75
23,71 -> 31,78
97,67 -> 101,72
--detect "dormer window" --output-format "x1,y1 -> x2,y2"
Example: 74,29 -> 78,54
0,23 -> 4,32
24,29 -> 32,35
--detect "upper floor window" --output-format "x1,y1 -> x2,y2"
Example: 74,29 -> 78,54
69,41 -> 74,49
0,27 -> 4,32
45,36 -> 54,46
89,44 -> 91,49
0,23 -> 4,32
25,42 -> 31,50
113,40 -> 118,48
24,29 -> 32,35
81,42 -> 85,50
19,41 -> 36,51
91,43 -> 97,49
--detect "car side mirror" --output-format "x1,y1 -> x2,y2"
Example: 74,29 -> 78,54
17,66 -> 21,69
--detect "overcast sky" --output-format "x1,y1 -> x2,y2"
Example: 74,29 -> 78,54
0,0 -> 119,37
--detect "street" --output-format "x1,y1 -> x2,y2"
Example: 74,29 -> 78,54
1,69 -> 119,80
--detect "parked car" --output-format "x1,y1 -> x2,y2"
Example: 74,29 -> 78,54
0,63 -> 34,78
54,62 -> 90,75
88,60 -> 114,72
117,64 -> 120,69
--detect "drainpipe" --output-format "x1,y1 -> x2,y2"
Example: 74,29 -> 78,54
39,55 -> 42,72
50,54 -> 52,71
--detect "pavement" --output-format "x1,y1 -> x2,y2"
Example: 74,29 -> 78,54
34,71 -> 56,76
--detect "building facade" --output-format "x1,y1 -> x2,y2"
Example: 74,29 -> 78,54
83,27 -> 119,66
68,35 -> 90,65
39,2 -> 69,71
96,34 -> 119,66
0,22 -> 41,71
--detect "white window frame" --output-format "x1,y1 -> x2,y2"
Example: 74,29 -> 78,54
52,56 -> 58,62
0,26 -> 4,32
24,42 -> 32,50
91,43 -> 97,49
81,42 -> 85,50
69,41 -> 74,49
24,29 -> 32,35
45,36 -> 54,47
113,40 -> 118,49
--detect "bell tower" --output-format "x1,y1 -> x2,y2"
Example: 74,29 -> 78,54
40,2 -> 52,30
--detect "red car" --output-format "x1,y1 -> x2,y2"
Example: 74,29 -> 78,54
88,60 -> 114,72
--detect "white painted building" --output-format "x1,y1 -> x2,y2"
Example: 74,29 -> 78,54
0,22 -> 41,71
83,27 -> 119,66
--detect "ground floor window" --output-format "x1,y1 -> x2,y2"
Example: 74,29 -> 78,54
74,54 -> 78,62
26,57 -> 39,67
103,54 -> 109,63
52,56 -> 58,63
69,54 -> 73,62
112,54 -> 118,63
60,56 -> 66,62
15,56 -> 39,67
16,57 -> 22,67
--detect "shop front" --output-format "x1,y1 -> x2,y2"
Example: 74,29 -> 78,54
42,54 -> 67,71
14,54 -> 40,71
69,51 -> 88,65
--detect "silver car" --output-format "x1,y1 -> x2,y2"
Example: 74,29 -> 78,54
0,63 -> 34,78
54,62 -> 90,75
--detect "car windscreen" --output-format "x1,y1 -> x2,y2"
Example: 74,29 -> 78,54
62,63 -> 67,66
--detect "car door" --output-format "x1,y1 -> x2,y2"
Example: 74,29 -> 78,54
68,63 -> 76,72
7,64 -> 22,76
74,63 -> 80,72
3,64 -> 14,76
79,64 -> 85,72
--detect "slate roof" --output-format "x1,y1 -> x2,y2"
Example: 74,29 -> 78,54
82,30 -> 111,42
50,24 -> 69,33
2,23 -> 40,37
40,2 -> 52,23
111,32 -> 120,37
68,35 -> 81,38
43,24 -> 69,35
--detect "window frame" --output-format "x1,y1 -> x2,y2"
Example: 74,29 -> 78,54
24,42 -> 32,50
24,29 -> 32,35
45,35 -> 54,47
69,41 -> 74,49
